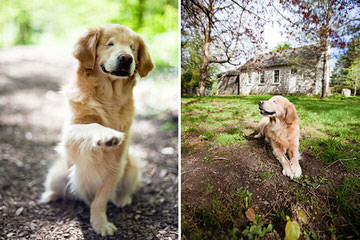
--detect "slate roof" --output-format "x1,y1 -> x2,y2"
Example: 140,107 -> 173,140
219,44 -> 323,77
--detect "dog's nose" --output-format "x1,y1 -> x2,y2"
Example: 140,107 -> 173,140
118,54 -> 133,65
258,101 -> 264,106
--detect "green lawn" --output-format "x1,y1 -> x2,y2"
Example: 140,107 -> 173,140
182,95 -> 360,170
181,95 -> 360,239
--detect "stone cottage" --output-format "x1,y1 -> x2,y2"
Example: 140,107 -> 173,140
217,44 -> 330,95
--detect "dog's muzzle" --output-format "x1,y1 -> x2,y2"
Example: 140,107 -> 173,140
258,101 -> 275,116
101,54 -> 133,77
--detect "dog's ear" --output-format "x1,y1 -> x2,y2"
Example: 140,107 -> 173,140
285,102 -> 298,124
73,27 -> 101,70
136,35 -> 154,77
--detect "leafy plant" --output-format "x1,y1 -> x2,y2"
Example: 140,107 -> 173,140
236,187 -> 253,208
242,215 -> 273,240
293,175 -> 328,188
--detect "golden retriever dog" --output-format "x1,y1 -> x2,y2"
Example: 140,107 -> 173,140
255,96 -> 301,179
40,24 -> 154,236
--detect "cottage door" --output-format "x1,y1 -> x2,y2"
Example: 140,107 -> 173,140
289,75 -> 297,94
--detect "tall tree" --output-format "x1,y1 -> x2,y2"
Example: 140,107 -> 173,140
349,59 -> 360,95
181,0 -> 268,96
331,36 -> 360,94
275,0 -> 360,98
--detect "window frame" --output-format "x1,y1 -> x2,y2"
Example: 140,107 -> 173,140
247,72 -> 252,85
273,69 -> 280,84
258,71 -> 265,84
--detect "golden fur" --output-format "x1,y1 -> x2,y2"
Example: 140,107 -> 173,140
255,96 -> 301,179
40,24 -> 154,236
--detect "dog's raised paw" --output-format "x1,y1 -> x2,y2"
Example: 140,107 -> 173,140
98,136 -> 120,147
95,131 -> 125,148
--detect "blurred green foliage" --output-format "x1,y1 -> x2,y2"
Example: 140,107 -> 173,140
272,41 -> 292,52
0,0 -> 178,68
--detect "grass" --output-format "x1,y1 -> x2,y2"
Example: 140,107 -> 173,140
182,95 -> 360,239
259,171 -> 275,180
182,95 -> 360,170
215,133 -> 245,146
331,177 -> 360,236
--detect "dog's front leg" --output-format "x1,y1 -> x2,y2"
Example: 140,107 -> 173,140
89,139 -> 129,236
288,143 -> 302,178
90,168 -> 120,236
63,123 -> 125,151
40,123 -> 126,204
271,141 -> 294,179
63,123 -> 128,236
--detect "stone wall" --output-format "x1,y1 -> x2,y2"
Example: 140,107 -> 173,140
238,66 -> 290,95
218,63 -> 324,95
217,74 -> 239,95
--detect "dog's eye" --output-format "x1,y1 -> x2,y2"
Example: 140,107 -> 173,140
106,42 -> 114,47
273,100 -> 277,104
130,43 -> 135,51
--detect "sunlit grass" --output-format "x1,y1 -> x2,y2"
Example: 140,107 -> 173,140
215,133 -> 245,146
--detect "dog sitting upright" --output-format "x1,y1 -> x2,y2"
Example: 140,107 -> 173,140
40,24 -> 154,236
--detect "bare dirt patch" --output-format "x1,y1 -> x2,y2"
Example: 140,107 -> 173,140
182,134 -> 357,239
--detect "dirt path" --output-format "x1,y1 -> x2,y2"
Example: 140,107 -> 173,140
0,46 -> 178,239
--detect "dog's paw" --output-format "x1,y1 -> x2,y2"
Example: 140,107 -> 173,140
114,195 -> 132,208
291,163 -> 302,178
254,133 -> 262,138
91,219 -> 117,236
94,130 -> 125,148
282,167 -> 295,179
38,191 -> 58,204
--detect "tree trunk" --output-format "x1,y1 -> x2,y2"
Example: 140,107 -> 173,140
321,39 -> 329,99
197,20 -> 211,97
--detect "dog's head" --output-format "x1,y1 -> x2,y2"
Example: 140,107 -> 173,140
73,24 -> 154,79
258,96 -> 297,124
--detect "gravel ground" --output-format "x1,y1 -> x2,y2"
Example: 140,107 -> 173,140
0,46 -> 178,240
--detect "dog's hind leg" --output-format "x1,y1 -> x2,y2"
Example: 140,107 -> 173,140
39,159 -> 70,203
112,155 -> 141,207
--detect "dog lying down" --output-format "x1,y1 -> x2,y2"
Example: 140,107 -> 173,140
255,96 -> 302,179
40,24 -> 154,236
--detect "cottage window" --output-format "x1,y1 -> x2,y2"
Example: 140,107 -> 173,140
273,70 -> 280,83
248,72 -> 252,84
259,71 -> 265,84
